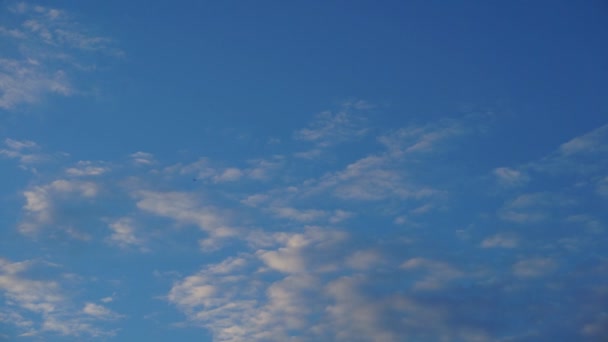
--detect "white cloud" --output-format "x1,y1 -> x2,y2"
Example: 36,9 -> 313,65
559,124 -> 608,156
257,227 -> 348,274
169,156 -> 282,183
19,179 -> 99,235
214,167 -> 243,182
269,206 -> 328,222
346,250 -> 383,270
498,192 -> 573,224
480,234 -> 518,248
82,303 -> 122,320
0,258 -> 114,338
512,258 -> 557,278
135,190 -> 238,239
378,118 -> 465,155
107,218 -> 145,250
130,151 -> 156,165
581,312 -> 608,337
100,296 -> 114,303
65,161 -> 110,176
493,167 -> 529,187
294,104 -> 368,148
241,193 -> 269,207
597,176 -> 608,198
0,2 -> 122,111
309,155 -> 439,201
0,137 -> 48,167
0,57 -> 72,109
401,258 -> 463,290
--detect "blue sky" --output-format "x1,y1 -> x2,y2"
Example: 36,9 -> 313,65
1,1 -> 607,341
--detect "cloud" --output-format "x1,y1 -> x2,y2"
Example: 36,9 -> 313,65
581,312 -> 608,338
294,104 -> 368,147
597,176 -> 608,198
346,249 -> 384,270
0,2 -> 121,110
0,137 -> 48,167
498,192 -> 573,224
214,167 -> 243,182
0,58 -> 71,109
480,234 -> 518,248
559,124 -> 608,156
82,303 -> 123,320
169,156 -> 283,183
308,155 -> 439,201
512,257 -> 557,278
268,206 -> 328,222
130,151 -> 156,166
65,161 -> 110,177
526,124 -> 608,177
134,190 -> 238,239
378,118 -> 465,155
293,101 -> 370,158
0,258 -> 116,338
19,179 -> 99,235
107,217 -> 145,250
256,227 -> 348,274
401,258 -> 464,290
493,167 -> 529,187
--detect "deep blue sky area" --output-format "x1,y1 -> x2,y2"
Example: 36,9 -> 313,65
1,1 -> 607,341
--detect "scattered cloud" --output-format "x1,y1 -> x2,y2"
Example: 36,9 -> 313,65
493,167 -> 529,187
480,233 -> 518,248
65,161 -> 110,177
294,105 -> 368,147
0,258 -> 117,337
0,2 -> 121,110
512,257 -> 557,278
134,190 -> 238,240
498,192 -> 573,224
401,258 -> 464,290
107,217 -> 145,250
559,124 -> 608,156
294,101 -> 370,158
130,152 -> 156,166
19,179 -> 99,235
0,137 -> 49,168
378,118 -> 465,155
82,303 -> 123,320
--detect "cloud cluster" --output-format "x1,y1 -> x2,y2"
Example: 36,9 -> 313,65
1,101 -> 606,341
0,2 -> 121,110
0,258 -> 120,338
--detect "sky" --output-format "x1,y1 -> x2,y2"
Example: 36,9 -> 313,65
1,1 -> 607,341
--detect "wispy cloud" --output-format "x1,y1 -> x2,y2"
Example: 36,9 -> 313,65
294,101 -> 370,158
378,118 -> 465,155
0,258 -> 118,337
0,2 -> 121,110
480,233 -> 518,248
0,137 -> 49,169
498,192 -> 574,224
512,257 -> 557,278
134,191 -> 238,241
65,160 -> 110,177
493,167 -> 529,187
82,302 -> 123,320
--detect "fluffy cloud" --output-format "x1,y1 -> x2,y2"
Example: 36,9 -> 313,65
19,179 -> 99,235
